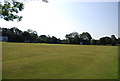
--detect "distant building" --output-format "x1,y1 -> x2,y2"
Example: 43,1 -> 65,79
0,36 -> 8,42
80,42 -> 83,45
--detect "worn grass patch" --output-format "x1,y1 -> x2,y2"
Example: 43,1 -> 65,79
2,42 -> 118,79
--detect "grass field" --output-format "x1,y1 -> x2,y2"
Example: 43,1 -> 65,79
2,42 -> 118,79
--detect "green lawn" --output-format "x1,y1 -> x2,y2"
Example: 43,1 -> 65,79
2,42 -> 118,79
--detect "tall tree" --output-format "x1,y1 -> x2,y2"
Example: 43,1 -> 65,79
73,35 -> 80,44
111,35 -> 117,46
22,31 -> 31,42
27,29 -> 38,42
65,32 -> 79,44
80,32 -> 92,45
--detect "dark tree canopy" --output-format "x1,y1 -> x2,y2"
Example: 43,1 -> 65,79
99,37 -> 112,45
111,35 -> 117,46
80,32 -> 92,45
65,32 -> 79,44
80,32 -> 92,41
118,38 -> 120,44
65,32 -> 92,45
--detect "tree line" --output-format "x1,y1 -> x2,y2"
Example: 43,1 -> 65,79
65,32 -> 119,46
0,27 -> 120,46
0,27 -> 61,44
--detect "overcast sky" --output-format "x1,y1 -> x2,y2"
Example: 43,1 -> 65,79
0,0 -> 118,39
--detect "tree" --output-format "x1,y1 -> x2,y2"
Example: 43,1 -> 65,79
65,32 -> 92,44
27,29 -> 38,42
0,0 -> 48,21
0,0 -> 24,21
37,35 -> 60,43
46,35 -> 52,43
9,27 -> 23,42
1,27 -> 39,42
65,34 -> 71,43
1,27 -> 9,36
65,32 -> 79,44
91,39 -> 97,45
22,31 -> 31,42
118,38 -> 120,45
111,35 -> 117,46
80,32 -> 92,45
73,35 -> 80,44
39,35 -> 48,43
60,39 -> 68,44
51,36 -> 59,43
1,27 -> 24,42
99,37 -> 111,45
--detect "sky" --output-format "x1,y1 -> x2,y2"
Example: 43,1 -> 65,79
0,0 -> 118,39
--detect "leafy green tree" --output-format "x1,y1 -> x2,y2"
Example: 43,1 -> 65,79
39,35 -> 48,43
1,27 -> 9,36
65,32 -> 92,44
51,36 -> 59,43
9,27 -> 23,42
0,0 -> 48,21
80,32 -> 92,45
1,27 -> 24,42
27,29 -> 38,42
65,32 -> 79,44
65,34 -> 72,43
22,31 -> 30,42
1,0 -> 24,21
73,35 -> 80,44
46,35 -> 52,43
99,37 -> 111,45
111,35 -> 117,46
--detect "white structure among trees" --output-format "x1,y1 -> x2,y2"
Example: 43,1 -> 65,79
0,36 -> 8,41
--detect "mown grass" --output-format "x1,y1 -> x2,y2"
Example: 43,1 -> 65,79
2,42 -> 118,79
